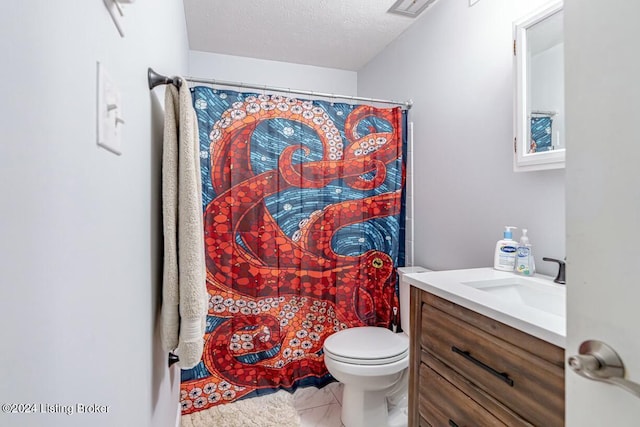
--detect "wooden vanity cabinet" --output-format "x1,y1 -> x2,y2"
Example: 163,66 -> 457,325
409,287 -> 565,427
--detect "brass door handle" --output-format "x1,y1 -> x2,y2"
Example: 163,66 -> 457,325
568,340 -> 640,399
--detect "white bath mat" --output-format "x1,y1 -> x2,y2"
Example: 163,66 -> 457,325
180,390 -> 301,427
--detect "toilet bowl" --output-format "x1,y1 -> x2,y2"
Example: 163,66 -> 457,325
323,267 -> 429,427
324,327 -> 409,427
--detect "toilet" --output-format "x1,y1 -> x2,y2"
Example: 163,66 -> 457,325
323,267 -> 428,427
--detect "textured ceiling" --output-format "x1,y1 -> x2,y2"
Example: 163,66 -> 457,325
183,0 -> 421,71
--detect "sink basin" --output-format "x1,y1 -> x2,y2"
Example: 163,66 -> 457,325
403,268 -> 566,347
461,277 -> 565,317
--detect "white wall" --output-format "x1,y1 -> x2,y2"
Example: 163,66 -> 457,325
0,2 -> 188,426
189,50 -> 357,95
358,0 -> 566,275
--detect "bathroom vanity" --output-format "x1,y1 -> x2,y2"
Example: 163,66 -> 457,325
404,269 -> 565,426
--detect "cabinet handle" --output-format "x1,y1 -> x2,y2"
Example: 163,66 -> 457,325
448,420 -> 459,427
451,346 -> 514,387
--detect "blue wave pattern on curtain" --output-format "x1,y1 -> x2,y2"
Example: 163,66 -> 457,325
180,87 -> 406,414
530,116 -> 553,152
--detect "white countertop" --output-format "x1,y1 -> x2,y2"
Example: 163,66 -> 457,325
404,268 -> 566,348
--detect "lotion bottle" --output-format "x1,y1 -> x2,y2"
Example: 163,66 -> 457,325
494,226 -> 518,271
515,228 -> 535,276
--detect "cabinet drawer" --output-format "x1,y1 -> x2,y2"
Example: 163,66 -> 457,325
419,362 -> 507,427
421,302 -> 564,426
420,291 -> 564,367
421,351 -> 532,427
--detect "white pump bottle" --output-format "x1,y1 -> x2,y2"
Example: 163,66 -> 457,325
494,226 -> 518,271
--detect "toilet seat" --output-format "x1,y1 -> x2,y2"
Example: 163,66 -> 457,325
323,327 -> 409,365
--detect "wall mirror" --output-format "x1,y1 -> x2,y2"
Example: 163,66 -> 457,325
513,1 -> 564,172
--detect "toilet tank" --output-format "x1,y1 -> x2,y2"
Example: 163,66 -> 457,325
397,266 -> 430,338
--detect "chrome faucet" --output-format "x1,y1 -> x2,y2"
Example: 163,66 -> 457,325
543,257 -> 566,284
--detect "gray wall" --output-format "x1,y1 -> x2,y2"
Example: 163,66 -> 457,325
189,50 -> 358,94
0,1 -> 189,426
358,0 -> 565,275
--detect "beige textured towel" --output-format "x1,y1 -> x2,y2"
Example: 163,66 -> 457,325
160,79 -> 207,369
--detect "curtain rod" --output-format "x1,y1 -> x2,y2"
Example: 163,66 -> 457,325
147,68 -> 412,110
530,110 -> 557,116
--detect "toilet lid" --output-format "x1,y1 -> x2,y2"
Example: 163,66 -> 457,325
323,327 -> 409,365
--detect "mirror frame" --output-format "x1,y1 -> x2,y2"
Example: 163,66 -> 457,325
513,1 -> 564,172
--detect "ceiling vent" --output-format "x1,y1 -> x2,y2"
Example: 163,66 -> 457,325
387,0 -> 437,17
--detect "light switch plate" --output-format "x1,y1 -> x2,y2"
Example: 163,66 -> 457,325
97,62 -> 123,155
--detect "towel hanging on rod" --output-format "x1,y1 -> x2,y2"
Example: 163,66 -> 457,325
147,68 -> 413,110
160,76 -> 208,370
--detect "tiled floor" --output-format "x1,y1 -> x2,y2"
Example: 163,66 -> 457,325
293,382 -> 344,427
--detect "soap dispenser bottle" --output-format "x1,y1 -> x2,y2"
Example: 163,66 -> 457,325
515,229 -> 535,276
494,226 -> 518,271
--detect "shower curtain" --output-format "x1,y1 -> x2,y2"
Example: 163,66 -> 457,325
530,116 -> 553,153
180,87 -> 406,415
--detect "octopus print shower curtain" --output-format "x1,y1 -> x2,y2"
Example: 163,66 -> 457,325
180,87 -> 406,415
